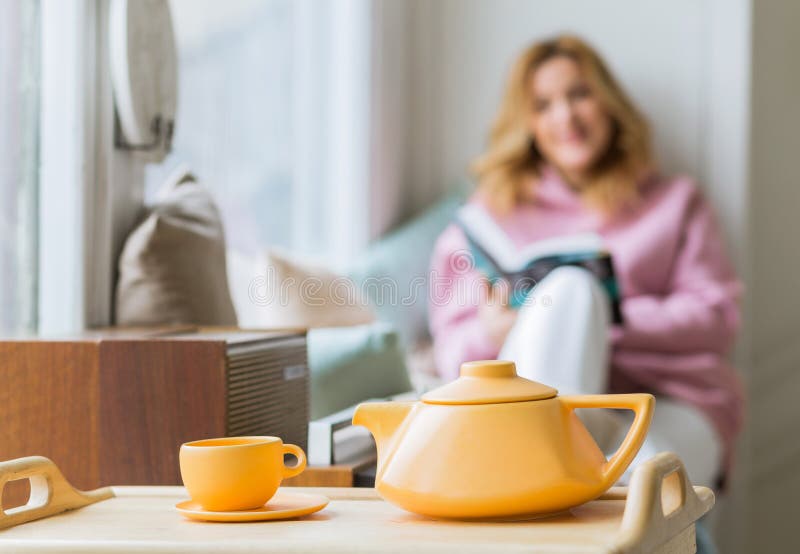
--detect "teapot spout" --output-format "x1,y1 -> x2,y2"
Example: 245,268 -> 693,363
352,401 -> 414,460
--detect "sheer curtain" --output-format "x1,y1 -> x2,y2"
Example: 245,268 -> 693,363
0,1 -> 40,335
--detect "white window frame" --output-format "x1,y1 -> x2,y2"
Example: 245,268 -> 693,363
292,0 -> 373,270
39,0 -> 145,333
292,0 -> 410,271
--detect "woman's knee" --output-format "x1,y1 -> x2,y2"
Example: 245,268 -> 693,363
527,266 -> 606,309
512,265 -> 610,344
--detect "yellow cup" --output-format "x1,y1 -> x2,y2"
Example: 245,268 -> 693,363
179,436 -> 307,511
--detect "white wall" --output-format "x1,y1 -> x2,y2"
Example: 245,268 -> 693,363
408,1 -> 710,203
748,1 -> 800,550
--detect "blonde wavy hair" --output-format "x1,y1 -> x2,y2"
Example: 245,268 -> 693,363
472,35 -> 653,214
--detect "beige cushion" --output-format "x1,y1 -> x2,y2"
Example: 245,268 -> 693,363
115,166 -> 237,326
246,249 -> 374,329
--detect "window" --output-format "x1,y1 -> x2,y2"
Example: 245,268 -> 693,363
1,0 -> 389,332
145,0 -> 296,255
144,0 -> 375,269
0,0 -> 40,335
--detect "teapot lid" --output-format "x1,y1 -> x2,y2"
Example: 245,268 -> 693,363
422,360 -> 557,405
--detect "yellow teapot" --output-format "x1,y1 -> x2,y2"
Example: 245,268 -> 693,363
353,360 -> 654,520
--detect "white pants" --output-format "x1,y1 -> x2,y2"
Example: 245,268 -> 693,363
499,266 -> 722,486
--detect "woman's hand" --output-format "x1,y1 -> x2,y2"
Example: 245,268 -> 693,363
478,279 -> 519,348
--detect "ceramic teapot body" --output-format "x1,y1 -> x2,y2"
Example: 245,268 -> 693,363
353,361 -> 654,520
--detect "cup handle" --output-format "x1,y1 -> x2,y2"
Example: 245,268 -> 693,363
281,443 -> 307,479
559,393 -> 655,489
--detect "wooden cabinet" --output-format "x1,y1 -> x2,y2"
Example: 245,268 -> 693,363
0,328 -> 308,494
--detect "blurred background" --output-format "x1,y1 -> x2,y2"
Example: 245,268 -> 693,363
2,0 -> 799,551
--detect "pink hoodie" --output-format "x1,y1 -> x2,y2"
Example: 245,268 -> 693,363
428,168 -> 745,473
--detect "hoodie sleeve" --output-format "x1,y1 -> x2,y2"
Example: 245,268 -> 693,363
613,186 -> 743,354
428,224 -> 500,381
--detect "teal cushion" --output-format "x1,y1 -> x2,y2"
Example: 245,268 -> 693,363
347,186 -> 469,347
308,323 -> 413,419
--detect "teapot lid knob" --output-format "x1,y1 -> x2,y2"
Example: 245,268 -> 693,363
460,360 -> 517,379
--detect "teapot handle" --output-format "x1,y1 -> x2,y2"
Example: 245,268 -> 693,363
0,456 -> 114,531
560,393 -> 655,489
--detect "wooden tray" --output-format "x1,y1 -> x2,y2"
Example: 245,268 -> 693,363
0,453 -> 713,553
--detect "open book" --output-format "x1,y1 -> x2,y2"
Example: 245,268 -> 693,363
456,204 -> 623,323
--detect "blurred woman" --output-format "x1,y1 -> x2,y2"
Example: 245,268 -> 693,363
428,35 -> 743,487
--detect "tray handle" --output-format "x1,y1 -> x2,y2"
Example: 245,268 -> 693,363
614,451 -> 715,553
0,456 -> 114,531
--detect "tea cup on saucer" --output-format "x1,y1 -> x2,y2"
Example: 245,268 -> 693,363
179,436 -> 306,512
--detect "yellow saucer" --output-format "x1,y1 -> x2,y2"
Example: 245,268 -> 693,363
176,491 -> 329,522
